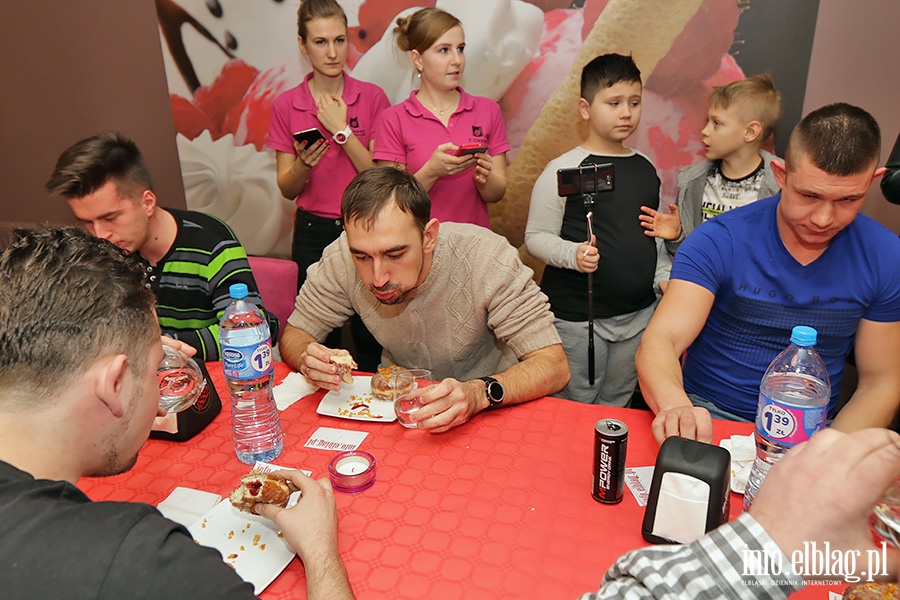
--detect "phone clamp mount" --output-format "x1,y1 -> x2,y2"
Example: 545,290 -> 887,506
555,162 -> 614,200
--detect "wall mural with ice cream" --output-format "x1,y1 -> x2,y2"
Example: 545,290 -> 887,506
158,0 -> 815,265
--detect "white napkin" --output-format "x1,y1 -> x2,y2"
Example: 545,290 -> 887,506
158,486 -> 222,527
272,371 -> 317,410
719,434 -> 756,494
152,412 -> 179,433
650,472 -> 710,544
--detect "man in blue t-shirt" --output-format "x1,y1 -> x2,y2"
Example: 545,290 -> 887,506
636,103 -> 900,444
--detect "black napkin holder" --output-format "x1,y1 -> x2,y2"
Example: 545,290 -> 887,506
641,436 -> 731,544
150,360 -> 221,442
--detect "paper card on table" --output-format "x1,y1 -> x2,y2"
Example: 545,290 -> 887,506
252,461 -> 312,476
304,427 -> 368,452
625,466 -> 654,507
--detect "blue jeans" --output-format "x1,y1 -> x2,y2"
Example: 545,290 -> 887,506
688,393 -> 835,427
687,394 -> 752,423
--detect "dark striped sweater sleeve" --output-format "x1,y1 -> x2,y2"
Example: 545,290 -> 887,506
156,210 -> 278,361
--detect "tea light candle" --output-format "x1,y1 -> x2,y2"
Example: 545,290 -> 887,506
328,451 -> 376,493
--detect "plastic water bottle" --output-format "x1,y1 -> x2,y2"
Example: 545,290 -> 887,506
743,325 -> 830,510
220,283 -> 284,465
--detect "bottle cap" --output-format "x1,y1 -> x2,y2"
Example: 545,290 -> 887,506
790,325 -> 817,347
229,283 -> 249,299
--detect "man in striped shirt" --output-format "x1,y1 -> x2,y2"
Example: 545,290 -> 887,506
47,131 -> 276,360
580,428 -> 900,598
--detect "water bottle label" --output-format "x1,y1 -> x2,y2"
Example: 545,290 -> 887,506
222,340 -> 273,380
757,394 -> 827,446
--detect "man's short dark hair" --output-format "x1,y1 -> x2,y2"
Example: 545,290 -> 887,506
341,166 -> 431,232
580,53 -> 642,103
785,103 -> 881,176
45,130 -> 154,200
0,227 -> 157,408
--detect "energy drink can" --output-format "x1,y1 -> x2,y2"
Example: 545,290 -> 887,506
592,419 -> 627,503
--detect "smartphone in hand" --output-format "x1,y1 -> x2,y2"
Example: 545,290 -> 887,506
455,142 -> 488,157
292,128 -> 326,147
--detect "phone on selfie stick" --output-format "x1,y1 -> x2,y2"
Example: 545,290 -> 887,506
556,163 -> 615,196
556,163 -> 615,385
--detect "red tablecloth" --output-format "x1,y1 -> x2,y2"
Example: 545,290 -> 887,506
78,363 -> 837,599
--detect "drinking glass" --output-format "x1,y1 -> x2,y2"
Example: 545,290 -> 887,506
394,369 -> 434,428
157,345 -> 207,413
871,477 -> 900,548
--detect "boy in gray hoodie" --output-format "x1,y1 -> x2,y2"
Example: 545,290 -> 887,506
640,74 -> 783,253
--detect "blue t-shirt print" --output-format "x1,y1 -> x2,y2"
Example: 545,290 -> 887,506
671,194 -> 900,420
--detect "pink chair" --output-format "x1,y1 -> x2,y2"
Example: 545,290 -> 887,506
247,256 -> 299,334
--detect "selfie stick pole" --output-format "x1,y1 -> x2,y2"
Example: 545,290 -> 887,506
584,186 -> 596,386
586,235 -> 595,384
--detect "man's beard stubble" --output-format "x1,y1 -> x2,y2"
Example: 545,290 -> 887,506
373,284 -> 411,305
89,376 -> 146,478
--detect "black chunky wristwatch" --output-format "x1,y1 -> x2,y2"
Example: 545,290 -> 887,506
478,376 -> 504,410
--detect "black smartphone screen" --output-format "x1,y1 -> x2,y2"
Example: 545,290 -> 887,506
556,163 -> 615,196
292,128 -> 326,147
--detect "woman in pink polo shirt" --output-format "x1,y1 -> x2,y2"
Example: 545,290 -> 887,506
373,8 -> 509,229
267,0 -> 389,369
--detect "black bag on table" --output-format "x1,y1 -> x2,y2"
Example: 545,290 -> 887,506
150,360 -> 221,442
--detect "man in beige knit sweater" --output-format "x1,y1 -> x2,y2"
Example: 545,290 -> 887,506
281,167 -> 570,433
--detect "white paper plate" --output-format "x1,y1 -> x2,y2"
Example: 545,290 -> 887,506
188,499 -> 295,594
316,376 -> 397,422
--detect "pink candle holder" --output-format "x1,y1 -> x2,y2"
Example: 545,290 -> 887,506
328,451 -> 376,494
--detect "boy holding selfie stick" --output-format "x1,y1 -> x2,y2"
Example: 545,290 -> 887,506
525,53 -> 670,406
